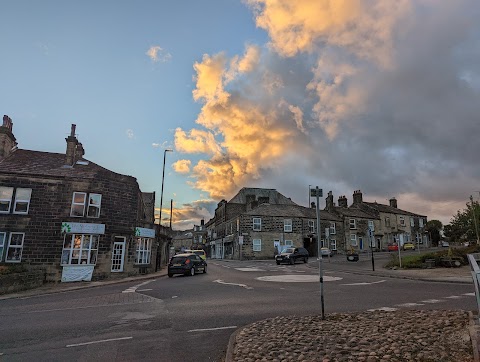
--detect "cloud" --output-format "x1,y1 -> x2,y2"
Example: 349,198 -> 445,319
126,129 -> 134,139
156,199 -> 217,230
146,45 -> 172,63
173,0 -> 480,225
172,159 -> 191,174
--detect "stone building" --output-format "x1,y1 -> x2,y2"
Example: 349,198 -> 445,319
0,116 -> 159,282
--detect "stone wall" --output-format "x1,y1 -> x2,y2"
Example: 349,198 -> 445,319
0,269 -> 45,295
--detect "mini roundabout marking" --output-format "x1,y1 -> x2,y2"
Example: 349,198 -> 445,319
255,275 -> 343,283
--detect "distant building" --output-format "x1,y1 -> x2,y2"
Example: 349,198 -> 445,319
0,115 -> 160,282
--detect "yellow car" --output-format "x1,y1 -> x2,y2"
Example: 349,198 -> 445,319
403,243 -> 415,251
183,249 -> 207,260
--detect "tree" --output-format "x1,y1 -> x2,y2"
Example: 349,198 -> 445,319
444,200 -> 480,243
425,220 -> 443,246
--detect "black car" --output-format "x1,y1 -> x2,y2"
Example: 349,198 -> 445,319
275,247 -> 309,265
168,253 -> 207,277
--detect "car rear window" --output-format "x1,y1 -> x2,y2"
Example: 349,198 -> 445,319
194,251 -> 205,256
171,256 -> 187,264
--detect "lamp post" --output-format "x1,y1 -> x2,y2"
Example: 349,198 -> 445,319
159,149 -> 173,226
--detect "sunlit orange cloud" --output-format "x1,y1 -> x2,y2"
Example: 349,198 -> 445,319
174,128 -> 221,155
172,159 -> 191,174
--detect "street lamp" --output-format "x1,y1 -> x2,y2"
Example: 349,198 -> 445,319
159,149 -> 173,226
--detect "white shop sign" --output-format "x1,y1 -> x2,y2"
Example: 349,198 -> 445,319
135,227 -> 155,238
61,265 -> 94,282
61,222 -> 105,235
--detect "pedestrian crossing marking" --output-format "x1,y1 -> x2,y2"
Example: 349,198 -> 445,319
419,299 -> 442,303
395,303 -> 425,307
367,307 -> 398,312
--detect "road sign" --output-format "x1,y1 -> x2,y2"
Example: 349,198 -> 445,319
310,188 -> 323,197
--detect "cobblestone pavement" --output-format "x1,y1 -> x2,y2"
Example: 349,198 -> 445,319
227,310 -> 475,362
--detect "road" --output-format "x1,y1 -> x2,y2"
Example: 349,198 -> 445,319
0,258 -> 476,361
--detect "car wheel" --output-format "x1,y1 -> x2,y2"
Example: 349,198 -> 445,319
168,273 -> 173,278
276,261 -> 280,265
304,257 -> 308,263
290,258 -> 295,265
203,265 -> 207,274
190,267 -> 195,276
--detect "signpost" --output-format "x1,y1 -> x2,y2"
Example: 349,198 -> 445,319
369,227 -> 375,271
311,186 -> 325,319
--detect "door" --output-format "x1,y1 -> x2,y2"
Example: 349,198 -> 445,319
111,237 -> 126,272
274,240 -> 280,255
359,237 -> 364,250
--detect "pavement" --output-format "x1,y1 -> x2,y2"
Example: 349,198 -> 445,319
1,260 -> 478,361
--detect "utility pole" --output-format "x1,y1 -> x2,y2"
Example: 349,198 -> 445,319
470,195 -> 480,245
312,186 -> 325,319
159,149 -> 173,226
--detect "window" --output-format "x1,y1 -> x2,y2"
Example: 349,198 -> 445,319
61,234 -> 99,265
385,217 -> 390,227
0,232 -> 6,261
284,219 -> 292,232
410,217 -> 415,227
0,187 -> 13,213
236,218 -> 240,232
135,238 -> 152,264
253,239 -> 262,251
349,219 -> 356,229
330,239 -> 337,250
406,233 -> 411,242
281,239 -> 292,248
368,220 -> 374,232
329,222 -> 336,235
419,218 -> 424,227
350,234 -> 357,246
399,216 -> 405,226
253,217 -> 261,231
6,232 -> 25,263
308,220 -> 315,233
70,192 -> 102,218
13,188 -> 32,214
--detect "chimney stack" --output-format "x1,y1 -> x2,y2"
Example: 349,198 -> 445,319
65,124 -> 78,166
389,197 -> 397,208
338,195 -> 348,208
0,115 -> 17,161
325,191 -> 334,212
353,190 -> 363,204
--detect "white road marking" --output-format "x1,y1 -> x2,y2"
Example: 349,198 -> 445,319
172,296 -> 178,298
188,326 -> 237,333
445,295 -> 462,299
256,275 -> 342,283
341,280 -> 386,286
464,293 -> 476,296
122,280 -> 154,294
419,299 -> 442,303
235,268 -> 266,272
213,279 -> 253,289
395,303 -> 425,307
66,336 -> 132,347
136,289 -> 153,292
368,307 -> 398,312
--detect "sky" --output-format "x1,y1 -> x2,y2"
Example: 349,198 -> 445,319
1,0 -> 480,230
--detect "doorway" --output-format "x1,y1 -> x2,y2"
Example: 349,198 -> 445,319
111,237 -> 126,272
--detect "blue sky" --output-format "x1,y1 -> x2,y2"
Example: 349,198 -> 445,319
2,1 -> 480,229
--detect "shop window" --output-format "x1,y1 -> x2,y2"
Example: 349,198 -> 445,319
284,219 -> 292,232
61,234 -> 99,265
0,232 -> 6,261
253,239 -> 262,251
6,232 -> 24,263
135,238 -> 152,264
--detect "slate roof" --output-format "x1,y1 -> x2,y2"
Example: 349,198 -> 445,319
229,187 -> 298,205
362,202 -> 426,218
0,149 -> 135,181
334,206 -> 378,219
244,203 -> 342,221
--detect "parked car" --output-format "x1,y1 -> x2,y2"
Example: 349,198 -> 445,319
403,242 -> 415,251
168,253 -> 207,277
275,247 -> 309,265
387,243 -> 399,252
441,241 -> 450,247
320,247 -> 332,257
184,249 -> 207,260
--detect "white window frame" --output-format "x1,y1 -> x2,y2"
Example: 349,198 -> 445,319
419,218 -> 424,227
368,220 -> 374,232
308,220 -> 315,233
70,192 -> 87,217
253,239 -> 262,252
410,217 -> 415,227
0,187 -> 14,213
399,216 -> 405,226
385,217 -> 390,227
135,237 -> 152,264
0,232 -> 6,261
5,232 -> 25,263
284,219 -> 292,232
13,188 -> 32,214
111,236 -> 126,272
61,234 -> 99,265
281,239 -> 292,248
329,222 -> 336,235
253,217 -> 261,231
330,239 -> 337,250
349,219 -> 356,229
86,193 -> 102,218
350,234 -> 357,246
